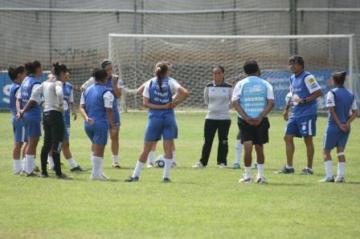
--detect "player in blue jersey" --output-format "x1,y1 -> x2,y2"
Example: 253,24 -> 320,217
80,69 -> 115,180
81,60 -> 123,168
125,62 -> 189,183
47,73 -> 82,172
277,56 -> 323,175
321,72 -> 358,183
16,61 -> 43,177
8,66 -> 27,174
232,60 -> 274,184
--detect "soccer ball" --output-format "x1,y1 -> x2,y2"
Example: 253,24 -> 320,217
155,155 -> 165,168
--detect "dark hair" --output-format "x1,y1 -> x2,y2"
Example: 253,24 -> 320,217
332,71 -> 347,86
289,55 -> 305,68
155,62 -> 169,92
52,62 -> 68,77
8,66 -> 25,81
243,59 -> 260,75
25,60 -> 41,75
213,65 -> 225,73
93,68 -> 108,82
101,59 -> 112,69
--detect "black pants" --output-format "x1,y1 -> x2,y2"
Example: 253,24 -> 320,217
200,119 -> 231,166
40,110 -> 64,176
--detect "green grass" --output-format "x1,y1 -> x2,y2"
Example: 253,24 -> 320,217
0,112 -> 359,239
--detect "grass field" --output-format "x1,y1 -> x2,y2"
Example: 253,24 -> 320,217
0,111 -> 359,239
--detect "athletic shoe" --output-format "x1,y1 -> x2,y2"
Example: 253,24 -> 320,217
276,165 -> 295,174
112,162 -> 121,169
218,163 -> 227,169
192,162 -> 205,168
100,173 -> 109,180
163,178 -> 171,183
301,168 -> 314,175
147,163 -> 154,168
39,172 -> 49,178
56,173 -> 72,180
70,166 -> 84,172
232,163 -> 241,169
239,176 -> 252,184
335,176 -> 345,183
124,176 -> 139,182
256,177 -> 266,184
319,176 -> 335,183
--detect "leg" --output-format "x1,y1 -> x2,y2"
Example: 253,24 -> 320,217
336,147 -> 346,181
199,119 -> 217,166
217,120 -> 231,166
322,149 -> 333,180
255,144 -> 265,180
303,136 -> 314,169
12,142 -> 23,174
162,139 -> 174,180
243,141 -> 253,179
62,140 -> 72,159
284,135 -> 295,167
110,126 -> 120,165
40,119 -> 52,175
129,141 -> 155,180
50,113 -> 65,177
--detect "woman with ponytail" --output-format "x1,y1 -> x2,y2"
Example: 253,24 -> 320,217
126,61 -> 189,183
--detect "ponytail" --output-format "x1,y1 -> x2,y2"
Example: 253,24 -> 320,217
52,62 -> 68,77
155,62 -> 169,92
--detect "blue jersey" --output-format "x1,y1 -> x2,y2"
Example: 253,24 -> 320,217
84,84 -> 111,123
9,83 -> 20,118
326,87 -> 355,127
147,77 -> 174,117
19,75 -> 41,120
290,71 -> 320,118
234,76 -> 273,119
63,82 -> 73,127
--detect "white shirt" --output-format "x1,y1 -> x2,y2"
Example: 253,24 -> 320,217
142,77 -> 181,98
232,78 -> 274,102
303,74 -> 321,94
80,91 -> 114,109
31,79 -> 64,112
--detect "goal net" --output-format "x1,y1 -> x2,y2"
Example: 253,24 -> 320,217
109,34 -> 359,111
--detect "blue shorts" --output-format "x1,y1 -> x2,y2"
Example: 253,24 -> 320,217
64,110 -> 71,128
23,116 -> 41,138
113,110 -> 121,128
285,115 -> 317,138
63,127 -> 70,141
324,126 -> 349,150
144,113 -> 178,142
12,118 -> 27,143
85,121 -> 108,145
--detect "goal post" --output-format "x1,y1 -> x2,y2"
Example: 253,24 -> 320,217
108,33 -> 358,111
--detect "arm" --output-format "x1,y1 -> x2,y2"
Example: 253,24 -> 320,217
106,108 -> 115,129
69,89 -> 77,120
79,93 -> 93,124
143,97 -> 171,110
19,84 -> 42,117
112,76 -> 122,98
329,107 -> 349,132
347,98 -> 358,125
80,77 -> 95,92
137,82 -> 147,95
172,86 -> 189,108
232,100 -> 252,124
203,86 -> 209,105
55,83 -> 64,112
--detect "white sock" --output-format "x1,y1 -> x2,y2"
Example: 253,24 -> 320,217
147,151 -> 155,164
172,151 -> 176,163
163,158 -> 173,179
32,157 -> 37,170
337,162 -> 345,178
67,158 -> 78,168
286,164 -> 293,169
234,140 -> 243,164
324,160 -> 333,178
21,158 -> 25,170
47,156 -> 54,168
257,164 -> 265,178
91,156 -> 102,178
245,166 -> 252,179
132,160 -> 144,178
112,155 -> 119,164
25,154 -> 35,174
13,159 -> 22,174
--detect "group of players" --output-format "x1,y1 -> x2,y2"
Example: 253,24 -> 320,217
7,55 -> 358,183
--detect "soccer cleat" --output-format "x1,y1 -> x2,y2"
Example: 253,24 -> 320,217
39,172 -> 49,178
335,176 -> 345,183
256,177 -> 267,184
124,176 -> 139,182
56,173 -> 72,180
319,176 -> 335,183
70,166 -> 84,172
163,178 -> 171,183
25,172 -> 38,177
232,163 -> 241,169
276,165 -> 295,174
301,168 -> 314,175
112,162 -> 121,169
239,176 -> 252,184
218,163 -> 227,169
192,162 -> 205,169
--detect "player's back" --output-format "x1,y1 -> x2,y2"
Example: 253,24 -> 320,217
328,87 -> 354,125
84,84 -> 109,122
20,75 -> 41,118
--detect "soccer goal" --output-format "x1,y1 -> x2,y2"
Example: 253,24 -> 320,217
108,34 -> 358,110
